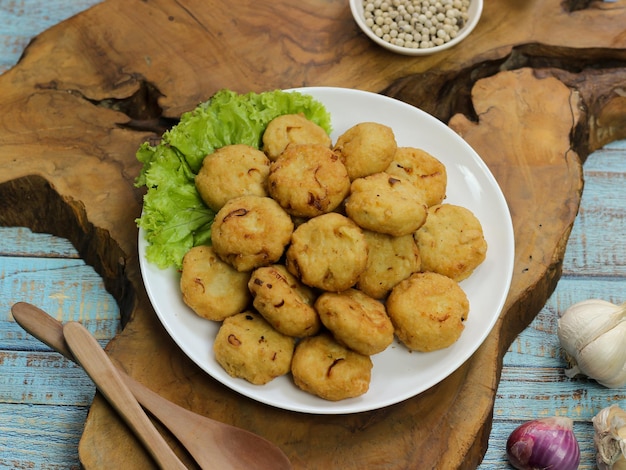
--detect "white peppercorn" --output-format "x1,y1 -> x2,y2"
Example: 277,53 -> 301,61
361,0 -> 471,49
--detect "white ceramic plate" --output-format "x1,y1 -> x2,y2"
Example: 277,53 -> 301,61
139,87 -> 514,415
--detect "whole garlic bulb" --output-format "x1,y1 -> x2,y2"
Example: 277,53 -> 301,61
557,299 -> 626,388
593,405 -> 626,470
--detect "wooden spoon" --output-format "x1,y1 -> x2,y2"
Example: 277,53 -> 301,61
62,320 -> 187,470
11,302 -> 293,470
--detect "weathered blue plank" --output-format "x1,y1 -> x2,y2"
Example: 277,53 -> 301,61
0,402 -> 87,470
564,147 -> 626,275
1,225 -> 120,346
1,254 -> 120,348
0,351 -> 95,406
0,0 -> 102,73
598,138 -> 626,151
496,366 -> 625,420
0,226 -> 80,258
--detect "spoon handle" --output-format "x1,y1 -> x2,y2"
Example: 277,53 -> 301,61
62,321 -> 187,470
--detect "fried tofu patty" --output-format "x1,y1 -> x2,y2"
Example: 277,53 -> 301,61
315,288 -> 394,356
267,143 -> 350,218
195,144 -> 270,211
248,264 -> 320,338
213,311 -> 295,385
211,195 -> 294,272
385,147 -> 447,207
356,230 -> 421,299
387,272 -> 469,352
291,333 -> 372,401
286,213 -> 368,292
414,203 -> 487,282
333,122 -> 397,180
345,172 -> 428,237
262,113 -> 332,161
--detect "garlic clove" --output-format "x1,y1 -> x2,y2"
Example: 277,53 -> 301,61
557,299 -> 626,388
593,405 -> 626,470
575,321 -> 626,388
557,299 -> 626,354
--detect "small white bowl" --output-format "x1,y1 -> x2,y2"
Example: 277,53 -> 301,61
349,0 -> 483,56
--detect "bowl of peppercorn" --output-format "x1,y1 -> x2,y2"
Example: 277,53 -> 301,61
350,0 -> 483,56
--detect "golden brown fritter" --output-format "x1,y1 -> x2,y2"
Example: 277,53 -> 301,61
195,144 -> 270,211
356,230 -> 421,299
333,122 -> 397,180
180,245 -> 251,321
291,333 -> 373,401
248,264 -> 320,338
286,213 -> 368,292
262,113 -> 332,161
385,146 -> 447,207
345,172 -> 428,237
211,195 -> 294,272
414,203 -> 487,282
213,311 -> 295,385
267,143 -> 350,218
315,288 -> 394,356
387,272 -> 469,352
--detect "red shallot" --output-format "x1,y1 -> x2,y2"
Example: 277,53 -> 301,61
506,416 -> 580,470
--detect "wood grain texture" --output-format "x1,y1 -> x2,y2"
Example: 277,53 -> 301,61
1,0 -> 626,468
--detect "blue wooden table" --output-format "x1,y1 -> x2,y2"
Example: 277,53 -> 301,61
1,1 -> 625,468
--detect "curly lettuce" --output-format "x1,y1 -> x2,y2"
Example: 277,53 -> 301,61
135,89 -> 332,270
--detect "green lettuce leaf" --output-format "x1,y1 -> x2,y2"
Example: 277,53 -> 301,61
135,89 -> 332,269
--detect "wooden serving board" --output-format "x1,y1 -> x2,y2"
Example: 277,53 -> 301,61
2,0 -> 626,468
